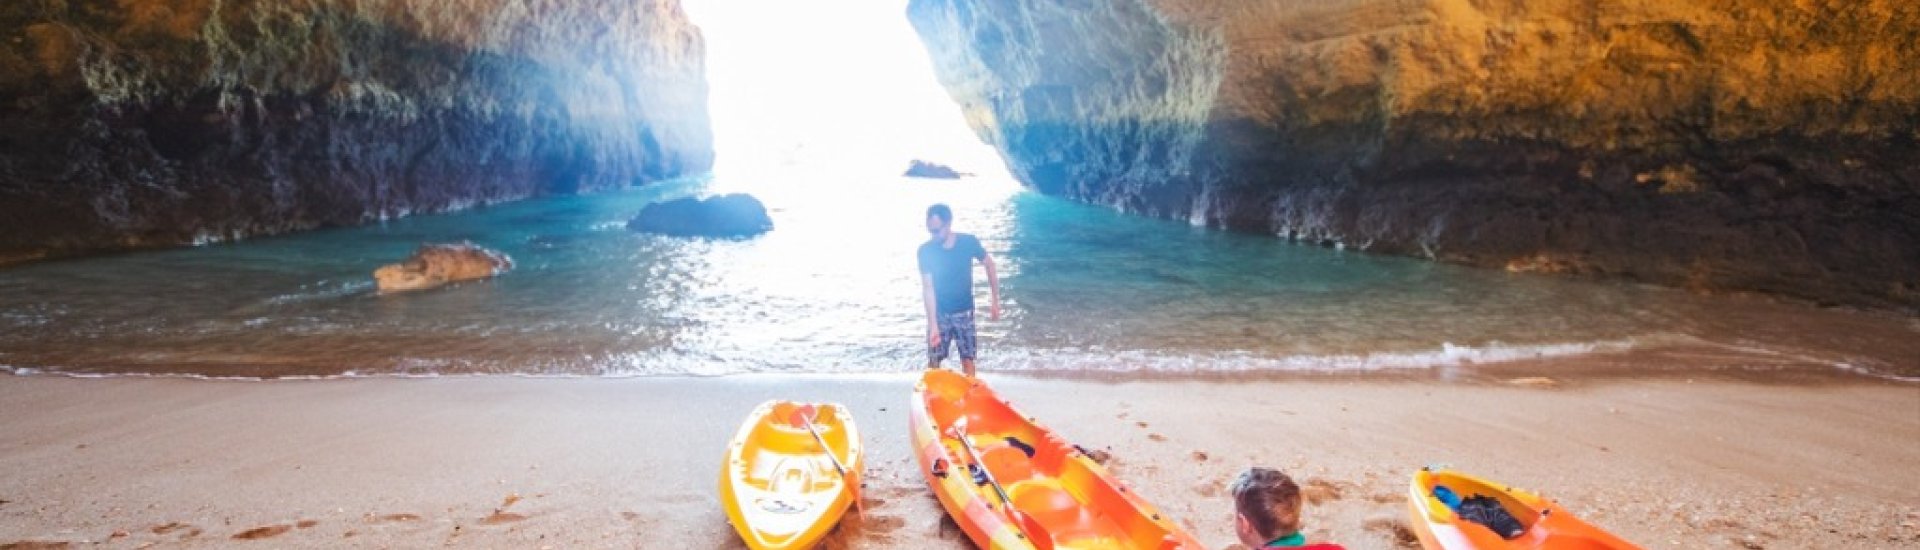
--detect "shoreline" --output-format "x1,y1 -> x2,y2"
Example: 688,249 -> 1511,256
5,328 -> 1917,384
2,373 -> 1916,548
5,347 -> 1913,386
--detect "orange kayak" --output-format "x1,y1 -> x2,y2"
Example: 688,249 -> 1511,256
1407,467 -> 1640,550
719,400 -> 863,550
909,369 -> 1205,549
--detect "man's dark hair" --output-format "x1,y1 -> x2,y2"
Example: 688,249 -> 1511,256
1232,467 -> 1303,541
926,203 -> 953,223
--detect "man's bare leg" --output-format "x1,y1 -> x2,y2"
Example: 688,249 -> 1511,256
961,359 -> 976,378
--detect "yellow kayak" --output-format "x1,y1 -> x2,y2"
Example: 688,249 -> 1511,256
1407,467 -> 1640,550
719,400 -> 864,550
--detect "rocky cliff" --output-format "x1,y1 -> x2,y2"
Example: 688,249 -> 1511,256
909,0 -> 1920,309
0,0 -> 712,263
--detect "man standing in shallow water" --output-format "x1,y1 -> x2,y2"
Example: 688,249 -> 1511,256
919,203 -> 1001,377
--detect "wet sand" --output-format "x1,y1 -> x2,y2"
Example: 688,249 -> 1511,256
0,373 -> 1915,549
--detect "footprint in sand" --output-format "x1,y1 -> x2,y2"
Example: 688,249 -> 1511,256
1190,450 -> 1209,462
1194,479 -> 1226,497
824,512 -> 910,547
620,511 -> 640,522
1081,447 -> 1115,465
1363,514 -> 1421,548
477,492 -> 530,525
1134,421 -> 1149,429
1301,478 -> 1347,505
231,525 -> 292,540
1147,433 -> 1168,442
368,513 -> 422,524
1,542 -> 72,550
937,515 -> 963,540
230,519 -> 316,540
479,511 -> 527,525
860,515 -> 906,534
150,522 -> 194,535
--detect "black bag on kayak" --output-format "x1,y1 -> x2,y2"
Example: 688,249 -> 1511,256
1459,495 -> 1526,539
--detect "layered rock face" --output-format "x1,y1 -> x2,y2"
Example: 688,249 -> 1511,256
909,0 -> 1920,309
0,0 -> 713,263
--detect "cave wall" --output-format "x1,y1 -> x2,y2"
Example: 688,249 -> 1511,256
0,0 -> 713,262
909,0 -> 1920,309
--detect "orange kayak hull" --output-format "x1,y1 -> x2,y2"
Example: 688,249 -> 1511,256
719,400 -> 863,550
1407,468 -> 1640,550
909,370 -> 1205,549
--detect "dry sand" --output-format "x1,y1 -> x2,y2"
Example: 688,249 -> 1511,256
0,373 -> 1915,549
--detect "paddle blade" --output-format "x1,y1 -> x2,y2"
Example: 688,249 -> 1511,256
787,403 -> 818,428
1015,510 -> 1055,550
852,480 -> 867,521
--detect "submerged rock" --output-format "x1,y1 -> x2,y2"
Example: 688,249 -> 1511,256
373,242 -> 514,293
904,160 -> 968,179
907,0 -> 1920,310
1506,377 -> 1561,389
627,194 -> 773,238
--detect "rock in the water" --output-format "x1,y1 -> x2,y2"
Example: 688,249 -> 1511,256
904,160 -> 968,179
1506,377 -> 1560,389
627,194 -> 773,238
373,242 -> 514,293
907,0 -> 1920,311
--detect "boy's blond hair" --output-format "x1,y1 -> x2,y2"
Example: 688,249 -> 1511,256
1231,467 -> 1303,540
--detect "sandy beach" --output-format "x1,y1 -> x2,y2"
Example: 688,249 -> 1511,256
0,372 -> 1915,549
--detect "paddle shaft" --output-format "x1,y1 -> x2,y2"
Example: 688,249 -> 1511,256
952,423 -> 1015,508
795,405 -> 864,518
799,415 -> 850,478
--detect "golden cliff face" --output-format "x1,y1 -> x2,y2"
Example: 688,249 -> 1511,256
0,0 -> 713,262
910,0 -> 1920,309
1183,0 -> 1918,154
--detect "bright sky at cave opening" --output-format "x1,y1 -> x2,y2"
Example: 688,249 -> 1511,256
682,0 -> 1010,183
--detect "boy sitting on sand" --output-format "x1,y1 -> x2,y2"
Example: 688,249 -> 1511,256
1231,467 -> 1345,549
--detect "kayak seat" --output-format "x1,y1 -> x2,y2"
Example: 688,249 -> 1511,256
979,440 -> 1036,483
1009,480 -> 1093,541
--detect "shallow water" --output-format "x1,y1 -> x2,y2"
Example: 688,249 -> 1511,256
0,173 -> 1914,380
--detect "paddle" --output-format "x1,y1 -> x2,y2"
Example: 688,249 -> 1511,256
950,417 -> 1053,549
789,404 -> 864,520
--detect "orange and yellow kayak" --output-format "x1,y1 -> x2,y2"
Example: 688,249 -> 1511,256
719,400 -> 863,550
1407,467 -> 1640,550
909,369 -> 1205,549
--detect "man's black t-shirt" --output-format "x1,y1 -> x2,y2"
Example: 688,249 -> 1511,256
917,233 -> 986,314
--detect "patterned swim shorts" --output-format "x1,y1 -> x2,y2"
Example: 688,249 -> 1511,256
928,310 -> 977,363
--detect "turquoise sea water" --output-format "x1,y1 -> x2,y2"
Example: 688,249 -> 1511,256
0,173 -> 1914,379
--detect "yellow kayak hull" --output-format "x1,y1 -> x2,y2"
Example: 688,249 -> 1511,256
720,400 -> 863,550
